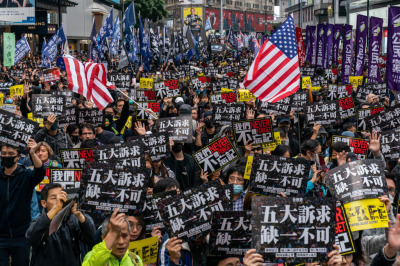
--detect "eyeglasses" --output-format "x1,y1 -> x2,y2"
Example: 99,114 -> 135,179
81,132 -> 94,136
229,176 -> 244,184
129,223 -> 143,231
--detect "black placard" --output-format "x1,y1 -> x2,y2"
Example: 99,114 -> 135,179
213,103 -> 245,126
233,118 -> 274,147
154,116 -> 193,143
32,94 -> 65,118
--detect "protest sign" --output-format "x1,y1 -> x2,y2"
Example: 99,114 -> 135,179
0,93 -> 3,104
193,136 -> 240,175
252,196 -> 336,264
344,198 -> 389,232
355,82 -> 387,103
154,116 -> 193,143
364,108 -> 387,132
93,142 -> 144,168
128,236 -> 158,264
300,67 -> 315,77
108,72 -> 132,90
335,204 -> 355,255
332,135 -> 369,159
228,79 -> 239,90
233,118 -> 274,147
258,98 -> 292,116
43,68 -> 61,83
0,104 -> 16,113
261,132 -> 282,152
210,92 -> 236,104
357,107 -> 385,132
142,190 -> 177,233
192,76 -> 209,90
212,78 -> 229,93
213,103 -> 245,126
208,211 -> 252,256
0,82 -> 13,93
291,91 -> 309,111
325,68 -> 338,80
10,84 -> 23,97
80,161 -> 150,213
325,159 -> 387,204
157,179 -> 233,241
306,101 -> 338,125
338,97 -> 356,120
326,84 -> 352,101
154,80 -> 181,99
139,78 -> 153,89
301,76 -> 311,89
77,108 -> 103,127
0,109 -> 39,149
128,132 -> 169,161
32,94 -> 65,118
238,89 -> 256,102
60,148 -> 93,168
380,129 -> 400,161
248,154 -> 311,196
53,89 -> 73,106
36,168 -> 51,192
50,168 -> 82,189
312,76 -> 328,87
349,76 -> 363,88
244,155 -> 253,180
58,106 -> 77,126
136,102 -> 160,120
135,89 -> 157,102
10,69 -> 24,79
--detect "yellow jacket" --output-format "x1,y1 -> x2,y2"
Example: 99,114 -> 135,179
83,240 -> 143,266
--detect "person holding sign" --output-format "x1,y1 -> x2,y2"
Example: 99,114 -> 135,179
0,140 -> 46,266
83,209 -> 143,266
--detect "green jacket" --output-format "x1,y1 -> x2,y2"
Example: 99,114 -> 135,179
83,240 -> 143,266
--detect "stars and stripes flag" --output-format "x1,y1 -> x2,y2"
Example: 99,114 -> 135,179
61,55 -> 113,110
244,16 -> 300,103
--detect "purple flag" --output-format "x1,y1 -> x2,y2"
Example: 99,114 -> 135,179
354,14 -> 368,76
316,24 -> 325,68
310,26 -> 317,66
332,24 -> 343,67
305,25 -> 314,63
341,24 -> 353,84
323,24 -> 334,69
367,17 -> 383,83
387,6 -> 400,92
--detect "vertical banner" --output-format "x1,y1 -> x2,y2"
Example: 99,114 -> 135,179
354,15 -> 368,76
310,26 -> 317,66
341,25 -> 353,84
316,24 -> 325,68
324,24 -> 334,69
3,33 -> 15,67
332,24 -> 343,66
295,27 -> 305,66
305,25 -> 312,63
387,6 -> 400,92
368,17 -> 384,83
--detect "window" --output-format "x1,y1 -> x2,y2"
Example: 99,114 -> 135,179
268,6 -> 272,10
253,4 -> 259,8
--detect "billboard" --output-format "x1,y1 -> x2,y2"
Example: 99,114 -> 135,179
0,0 -> 35,24
205,8 -> 273,32
183,7 -> 203,30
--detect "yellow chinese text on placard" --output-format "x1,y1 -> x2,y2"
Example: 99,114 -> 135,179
244,155 -> 253,180
239,89 -> 256,102
221,88 -> 234,93
302,77 -> 311,89
10,84 -> 23,97
344,198 -> 388,232
349,76 -> 363,88
128,236 -> 158,264
139,78 -> 153,89
262,132 -> 282,152
0,93 -> 4,104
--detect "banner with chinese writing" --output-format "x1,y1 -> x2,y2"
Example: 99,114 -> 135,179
60,148 -> 93,168
387,6 -> 400,92
335,204 -> 355,255
154,116 -> 193,143
332,24 -> 343,66
93,142 -> 145,168
213,103 -> 245,126
128,132 -> 169,161
354,15 -> 368,76
296,27 -> 305,66
154,80 -> 181,99
32,94 -> 65,118
341,25 -> 353,84
368,17 -> 384,83
43,68 -> 61,83
3,33 -> 15,67
233,118 -> 274,147
50,168 -> 82,189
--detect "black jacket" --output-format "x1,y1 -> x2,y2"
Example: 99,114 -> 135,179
34,128 -> 73,162
26,212 -> 95,266
164,153 -> 202,191
0,165 -> 46,238
370,246 -> 396,266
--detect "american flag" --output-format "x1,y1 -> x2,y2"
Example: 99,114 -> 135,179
62,55 -> 113,110
244,16 -> 300,103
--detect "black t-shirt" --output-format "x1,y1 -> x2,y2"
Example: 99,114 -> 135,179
175,160 -> 190,191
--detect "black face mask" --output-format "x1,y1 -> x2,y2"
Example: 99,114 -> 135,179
71,135 -> 80,143
172,143 -> 184,153
281,126 -> 290,134
103,115 -> 114,128
1,156 -> 18,168
332,158 -> 338,166
204,119 -> 214,128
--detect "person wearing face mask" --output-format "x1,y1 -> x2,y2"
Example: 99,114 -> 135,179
277,118 -> 300,157
34,113 -> 73,162
102,101 -> 130,137
225,166 -> 246,211
195,111 -> 219,149
66,124 -> 80,145
164,140 -> 202,192
0,140 -> 46,266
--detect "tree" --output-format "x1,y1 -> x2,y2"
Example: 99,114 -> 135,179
124,0 -> 168,23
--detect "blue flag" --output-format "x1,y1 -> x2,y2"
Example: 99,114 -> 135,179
41,39 -> 51,68
123,2 -> 138,63
110,15 -> 121,56
138,15 -> 150,71
42,24 -> 66,61
98,8 -> 113,58
205,16 -> 212,31
187,29 -> 197,60
88,18 -> 98,62
227,26 -> 238,49
14,36 -> 31,65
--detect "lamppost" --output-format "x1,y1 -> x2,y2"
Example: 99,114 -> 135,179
220,0 -> 223,40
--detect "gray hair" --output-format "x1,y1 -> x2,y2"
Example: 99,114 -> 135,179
101,215 -> 131,237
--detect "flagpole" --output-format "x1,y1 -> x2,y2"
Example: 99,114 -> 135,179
114,87 -> 158,119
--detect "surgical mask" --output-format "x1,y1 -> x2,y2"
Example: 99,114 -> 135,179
5,99 -> 13,104
282,139 -> 289,146
169,113 -> 179,117
233,184 -> 243,194
117,108 -> 122,114
317,136 -> 326,146
1,156 -> 18,168
172,143 -> 184,153
129,100 -> 134,105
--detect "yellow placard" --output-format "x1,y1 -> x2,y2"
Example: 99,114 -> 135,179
0,93 -> 4,104
310,86 -> 321,92
344,198 -> 389,232
239,89 -> 256,102
221,62 -> 227,66
244,155 -> 253,180
27,112 -> 33,120
33,117 -> 44,127
125,116 -> 132,129
10,84 -> 23,97
302,76 -> 311,89
221,88 -> 234,93
128,236 -> 158,264
139,78 -> 153,89
262,132 -> 282,152
349,76 -> 363,88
